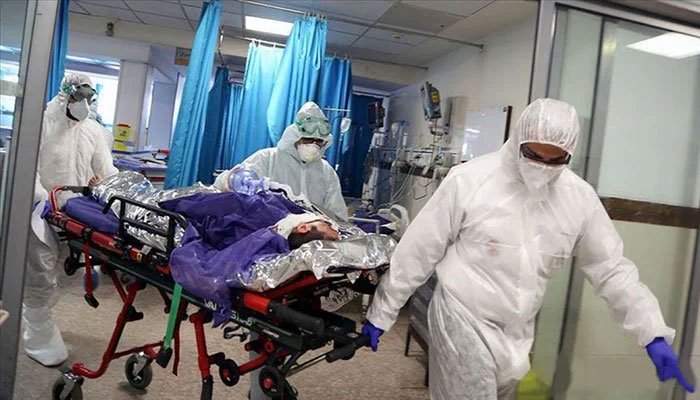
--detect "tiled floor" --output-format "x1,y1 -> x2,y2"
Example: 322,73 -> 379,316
13,275 -> 430,399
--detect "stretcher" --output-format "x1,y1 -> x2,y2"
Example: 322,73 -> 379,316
46,186 -> 380,400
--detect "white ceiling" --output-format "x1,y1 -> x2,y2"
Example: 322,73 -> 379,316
70,0 -> 537,67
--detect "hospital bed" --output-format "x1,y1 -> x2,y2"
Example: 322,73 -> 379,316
46,185 -> 387,400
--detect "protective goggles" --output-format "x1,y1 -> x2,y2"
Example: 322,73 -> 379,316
520,144 -> 571,165
62,84 -> 96,103
296,116 -> 331,137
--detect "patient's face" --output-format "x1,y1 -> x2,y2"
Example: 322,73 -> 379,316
295,220 -> 340,241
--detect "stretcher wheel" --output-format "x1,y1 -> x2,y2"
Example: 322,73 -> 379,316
218,359 -> 240,387
258,366 -> 285,399
124,354 -> 153,390
52,377 -> 83,400
64,258 -> 80,276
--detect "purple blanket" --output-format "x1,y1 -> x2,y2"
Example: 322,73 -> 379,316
159,191 -> 306,324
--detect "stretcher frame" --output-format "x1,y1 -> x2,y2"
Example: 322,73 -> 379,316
46,186 -> 374,400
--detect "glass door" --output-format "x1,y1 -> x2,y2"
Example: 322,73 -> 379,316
0,1 -> 58,398
530,6 -> 700,400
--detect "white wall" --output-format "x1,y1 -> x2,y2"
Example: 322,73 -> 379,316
386,19 -> 536,218
68,31 -> 150,64
114,61 -> 153,149
147,82 -> 176,149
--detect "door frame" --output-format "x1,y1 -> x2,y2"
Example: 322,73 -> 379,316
530,1 -> 700,399
0,1 -> 58,397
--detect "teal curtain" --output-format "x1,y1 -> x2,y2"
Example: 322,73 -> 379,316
316,57 -> 352,167
197,67 -> 230,183
266,17 -> 327,144
165,0 -> 222,188
339,94 -> 382,197
218,83 -> 243,170
229,43 -> 283,165
46,0 -> 69,102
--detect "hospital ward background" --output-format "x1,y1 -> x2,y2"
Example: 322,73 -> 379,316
0,0 -> 699,399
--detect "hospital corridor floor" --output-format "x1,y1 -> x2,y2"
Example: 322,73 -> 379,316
13,275 -> 430,400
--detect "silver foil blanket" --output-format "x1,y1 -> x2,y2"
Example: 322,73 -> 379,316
92,171 -> 219,250
92,172 -> 397,292
233,234 -> 397,292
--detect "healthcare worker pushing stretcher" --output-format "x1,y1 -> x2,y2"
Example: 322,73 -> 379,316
362,98 -> 694,399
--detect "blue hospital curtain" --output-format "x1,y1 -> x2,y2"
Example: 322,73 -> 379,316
165,0 -> 222,188
46,0 -> 69,103
266,17 -> 327,144
218,83 -> 243,170
316,57 -> 352,168
229,43 -> 283,166
197,67 -> 230,183
339,94 -> 382,197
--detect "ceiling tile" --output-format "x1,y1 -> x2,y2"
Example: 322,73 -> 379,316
346,46 -> 397,63
180,0 -> 206,6
242,3 -> 298,23
363,28 -> 426,46
125,1 -> 185,18
311,1 -> 394,22
352,36 -> 413,55
183,5 -> 202,21
440,0 -> 537,41
221,12 -> 244,28
78,2 -> 140,22
392,38 -> 461,66
326,30 -> 358,47
79,0 -> 129,10
401,0 -> 492,17
252,1 -> 391,21
69,1 -> 89,14
327,20 -> 369,35
221,0 -> 244,14
138,13 -> 192,30
377,3 -> 463,34
180,0 -> 241,13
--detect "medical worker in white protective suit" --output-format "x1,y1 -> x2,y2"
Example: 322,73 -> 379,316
214,102 -> 348,221
22,73 -> 118,367
38,73 -> 117,196
362,99 -> 694,399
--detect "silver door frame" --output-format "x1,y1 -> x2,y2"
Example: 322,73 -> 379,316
0,0 -> 58,397
532,2 -> 700,399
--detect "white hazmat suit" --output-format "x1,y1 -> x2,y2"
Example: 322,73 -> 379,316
214,102 -> 347,221
366,98 -> 674,399
22,175 -> 66,366
22,73 -> 118,366
38,73 -> 118,200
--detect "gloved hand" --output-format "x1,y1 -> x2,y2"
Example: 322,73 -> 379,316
361,321 -> 384,352
646,337 -> 695,393
40,200 -> 51,219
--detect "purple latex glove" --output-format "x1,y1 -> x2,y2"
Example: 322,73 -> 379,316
646,337 -> 695,393
361,321 -> 384,352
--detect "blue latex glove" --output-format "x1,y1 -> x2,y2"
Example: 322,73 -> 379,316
361,321 -> 384,352
646,337 -> 695,393
40,201 -> 51,219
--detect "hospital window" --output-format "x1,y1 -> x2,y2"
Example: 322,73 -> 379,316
0,61 -> 19,134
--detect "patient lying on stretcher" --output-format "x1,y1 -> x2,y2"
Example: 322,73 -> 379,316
81,172 -> 394,325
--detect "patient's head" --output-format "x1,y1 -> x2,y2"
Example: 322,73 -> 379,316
287,220 -> 339,249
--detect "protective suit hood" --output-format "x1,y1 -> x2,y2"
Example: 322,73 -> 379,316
277,102 -> 333,161
505,98 -> 580,187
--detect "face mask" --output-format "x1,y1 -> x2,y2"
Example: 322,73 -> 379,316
518,156 -> 565,194
67,99 -> 89,121
297,143 -> 322,163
